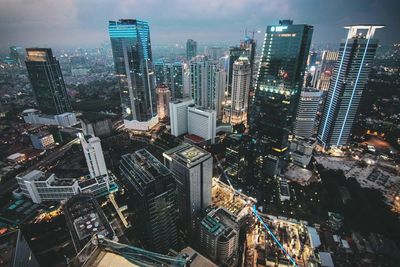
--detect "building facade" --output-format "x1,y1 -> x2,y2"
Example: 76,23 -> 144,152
188,106 -> 217,144
317,25 -> 383,148
25,48 -> 72,115
199,207 -> 239,266
79,134 -> 109,179
120,149 -> 178,253
250,20 -> 313,174
312,51 -> 339,91
169,99 -> 194,136
293,87 -> 322,138
163,143 -> 212,237
156,84 -> 171,120
108,19 -> 157,131
230,56 -> 251,125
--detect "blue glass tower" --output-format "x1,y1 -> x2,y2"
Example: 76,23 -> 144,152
109,19 -> 157,130
317,25 -> 383,148
250,20 -> 313,169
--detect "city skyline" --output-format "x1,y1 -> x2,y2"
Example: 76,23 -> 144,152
0,0 -> 398,49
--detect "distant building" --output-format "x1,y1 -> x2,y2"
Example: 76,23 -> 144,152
209,47 -> 224,60
79,134 -> 109,179
199,207 -> 239,266
9,46 -> 25,67
25,48 -> 72,115
293,87 -> 322,138
0,229 -> 39,267
230,55 -> 251,125
186,39 -> 197,60
187,106 -> 217,144
169,99 -> 194,137
318,25 -> 383,148
167,62 -> 185,100
63,193 -> 117,253
156,84 -> 171,120
120,149 -> 178,253
22,109 -> 77,127
30,131 -> 55,150
163,143 -> 212,236
109,19 -> 157,131
189,56 -> 226,116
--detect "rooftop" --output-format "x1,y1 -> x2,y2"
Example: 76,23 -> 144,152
0,230 -> 19,267
179,247 -> 217,267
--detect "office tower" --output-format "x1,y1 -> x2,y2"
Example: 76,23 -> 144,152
165,62 -> 184,100
313,51 -> 339,91
214,68 -> 227,119
9,46 -> 24,67
250,20 -> 313,174
318,25 -> 383,148
199,207 -> 239,266
230,56 -> 251,125
187,106 -> 217,144
293,88 -> 322,138
228,46 -> 245,89
156,84 -> 171,120
163,143 -> 212,236
154,59 -> 166,85
0,229 -> 40,267
79,133 -> 109,179
109,19 -> 157,131
240,35 -> 257,88
307,51 -> 318,68
189,56 -> 226,114
25,48 -> 72,115
169,99 -> 194,136
64,193 -> 116,253
186,39 -> 197,60
120,149 -> 178,253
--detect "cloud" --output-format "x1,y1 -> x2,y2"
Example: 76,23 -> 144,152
0,0 -> 398,48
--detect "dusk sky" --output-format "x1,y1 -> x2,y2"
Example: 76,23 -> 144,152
0,0 -> 399,48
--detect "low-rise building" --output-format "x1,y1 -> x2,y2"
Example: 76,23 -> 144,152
22,109 -> 77,127
30,131 -> 55,149
289,137 -> 315,168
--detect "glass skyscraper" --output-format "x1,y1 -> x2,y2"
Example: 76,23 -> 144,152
186,39 -> 197,60
250,20 -> 313,161
108,19 -> 157,130
25,48 -> 72,115
317,25 -> 383,148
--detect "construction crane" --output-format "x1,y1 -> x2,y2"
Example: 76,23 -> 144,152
251,205 -> 298,267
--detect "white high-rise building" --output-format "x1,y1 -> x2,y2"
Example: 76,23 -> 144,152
163,143 -> 212,235
169,99 -> 194,137
189,56 -> 226,116
230,56 -> 251,125
293,88 -> 322,138
79,133 -> 108,179
188,106 -> 217,144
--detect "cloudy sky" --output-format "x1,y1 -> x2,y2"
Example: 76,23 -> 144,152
0,0 -> 398,48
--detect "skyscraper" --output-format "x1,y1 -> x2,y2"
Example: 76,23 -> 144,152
230,55 -> 251,125
189,56 -> 226,115
240,35 -> 257,88
25,48 -> 72,115
169,99 -> 194,136
166,62 -> 184,100
228,46 -> 245,90
312,51 -> 339,91
79,133 -> 109,179
108,19 -> 157,131
317,25 -> 383,148
120,149 -> 178,253
250,20 -> 313,172
186,39 -> 197,60
163,143 -> 212,236
293,87 -> 322,138
156,84 -> 171,120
